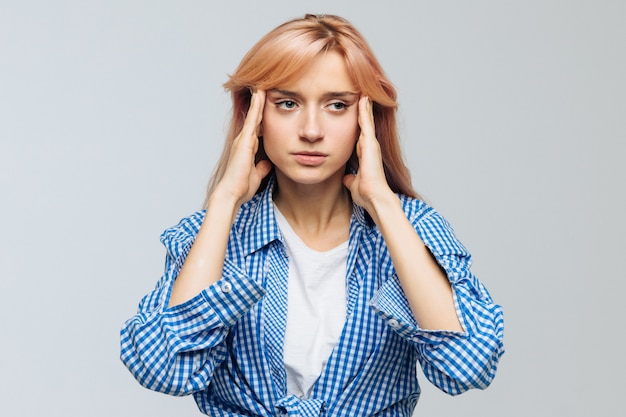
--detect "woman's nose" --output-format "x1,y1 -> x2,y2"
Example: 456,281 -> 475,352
299,109 -> 324,142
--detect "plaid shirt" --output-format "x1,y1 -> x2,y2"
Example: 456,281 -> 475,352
120,179 -> 504,416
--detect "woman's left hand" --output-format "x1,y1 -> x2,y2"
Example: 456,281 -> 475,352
343,97 -> 396,218
344,98 -> 463,332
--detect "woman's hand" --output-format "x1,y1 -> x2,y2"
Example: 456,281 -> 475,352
215,90 -> 273,207
169,91 -> 271,307
343,97 -> 395,220
343,97 -> 463,331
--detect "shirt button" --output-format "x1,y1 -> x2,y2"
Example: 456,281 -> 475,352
221,282 -> 232,293
388,319 -> 400,329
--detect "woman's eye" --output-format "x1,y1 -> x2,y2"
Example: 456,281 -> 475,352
329,102 -> 348,111
277,100 -> 297,109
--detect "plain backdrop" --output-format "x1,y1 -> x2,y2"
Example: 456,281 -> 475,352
1,1 -> 624,416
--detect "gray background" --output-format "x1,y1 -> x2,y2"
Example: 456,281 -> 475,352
1,1 -> 624,416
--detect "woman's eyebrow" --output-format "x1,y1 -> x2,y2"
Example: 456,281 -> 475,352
268,89 -> 303,100
268,89 -> 359,100
323,91 -> 359,100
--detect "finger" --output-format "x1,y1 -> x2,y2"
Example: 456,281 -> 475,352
358,96 -> 376,139
254,159 -> 273,179
343,172 -> 357,190
241,90 -> 266,138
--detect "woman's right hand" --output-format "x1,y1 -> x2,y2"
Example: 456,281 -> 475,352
215,90 -> 272,207
168,91 -> 272,307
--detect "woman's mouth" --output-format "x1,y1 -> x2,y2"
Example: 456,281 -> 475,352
293,152 -> 327,166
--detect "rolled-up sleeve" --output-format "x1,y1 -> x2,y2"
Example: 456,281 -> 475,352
120,212 -> 265,396
369,205 -> 504,396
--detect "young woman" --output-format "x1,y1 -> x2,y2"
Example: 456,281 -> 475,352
121,14 -> 504,417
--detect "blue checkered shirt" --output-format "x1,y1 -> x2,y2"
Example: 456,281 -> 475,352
120,181 -> 504,416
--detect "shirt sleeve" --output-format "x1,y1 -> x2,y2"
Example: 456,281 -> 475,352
119,212 -> 266,396
369,205 -> 505,396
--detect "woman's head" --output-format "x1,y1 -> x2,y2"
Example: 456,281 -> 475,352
206,14 -> 417,205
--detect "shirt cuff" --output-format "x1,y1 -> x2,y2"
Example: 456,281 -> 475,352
201,273 -> 266,327
369,275 -> 467,345
162,271 -> 266,333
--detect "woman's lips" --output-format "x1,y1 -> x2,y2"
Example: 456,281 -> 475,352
293,152 -> 327,166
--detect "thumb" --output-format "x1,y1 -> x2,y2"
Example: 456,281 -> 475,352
255,160 -> 273,179
343,173 -> 356,190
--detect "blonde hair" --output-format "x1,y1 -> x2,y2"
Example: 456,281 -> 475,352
204,14 -> 417,207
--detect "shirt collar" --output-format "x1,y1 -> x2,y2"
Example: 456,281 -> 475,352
237,175 -> 375,256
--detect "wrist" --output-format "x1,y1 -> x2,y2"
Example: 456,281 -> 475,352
365,190 -> 401,226
211,182 -> 245,208
206,186 -> 242,222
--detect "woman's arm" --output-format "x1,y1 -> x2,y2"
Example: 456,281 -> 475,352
346,97 -> 503,393
368,195 -> 463,331
344,97 -> 461,331
168,90 -> 271,307
166,192 -> 240,307
120,212 -> 266,395
120,91 -> 271,395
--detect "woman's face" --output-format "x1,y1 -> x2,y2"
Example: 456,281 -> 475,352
262,50 -> 359,189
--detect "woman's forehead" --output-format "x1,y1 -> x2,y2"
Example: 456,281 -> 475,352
268,51 -> 358,94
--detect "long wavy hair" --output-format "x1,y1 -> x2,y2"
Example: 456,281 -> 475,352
203,14 -> 418,207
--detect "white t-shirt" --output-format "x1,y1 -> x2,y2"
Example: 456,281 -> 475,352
274,206 -> 348,399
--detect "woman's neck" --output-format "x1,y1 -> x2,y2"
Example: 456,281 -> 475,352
272,176 -> 352,251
